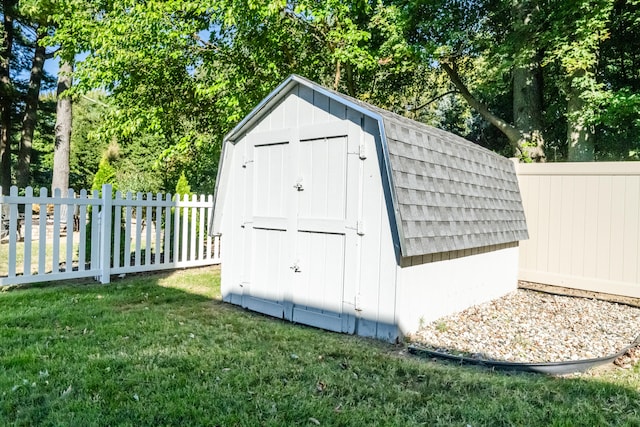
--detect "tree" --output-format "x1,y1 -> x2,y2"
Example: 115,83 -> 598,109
0,0 -> 16,194
68,92 -> 109,190
404,0 -> 548,161
2,0 -> 59,191
16,31 -> 47,187
51,60 -> 72,192
57,0 -> 422,194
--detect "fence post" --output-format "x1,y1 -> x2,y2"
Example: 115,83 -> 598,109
100,184 -> 113,284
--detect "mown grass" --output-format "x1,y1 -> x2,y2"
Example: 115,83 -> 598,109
1,267 -> 639,426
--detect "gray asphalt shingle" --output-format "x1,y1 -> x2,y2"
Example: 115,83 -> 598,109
360,101 -> 529,257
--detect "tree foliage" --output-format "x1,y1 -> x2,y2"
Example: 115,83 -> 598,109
5,0 -> 640,195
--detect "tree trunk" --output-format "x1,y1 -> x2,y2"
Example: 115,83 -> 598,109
511,0 -> 546,162
0,0 -> 15,195
567,69 -> 595,161
16,33 -> 46,188
52,60 -> 73,194
513,58 -> 546,162
441,61 -> 525,155
510,0 -> 546,162
345,62 -> 356,97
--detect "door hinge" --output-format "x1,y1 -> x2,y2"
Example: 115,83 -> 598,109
293,178 -> 304,191
359,141 -> 367,160
355,293 -> 362,311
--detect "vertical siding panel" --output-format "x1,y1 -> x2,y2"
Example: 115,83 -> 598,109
355,115 -> 385,336
329,98 -> 347,120
569,175 -> 586,277
312,140 -> 329,216
609,176 -> 626,281
297,85 -> 315,126
227,142 -> 244,297
268,100 -> 286,130
516,175 -> 532,271
581,176 -> 598,278
368,116 -> 398,339
557,176 -> 574,276
283,93 -> 299,129
242,136 -> 254,291
546,176 -> 562,273
312,92 -> 331,123
595,176 -> 612,280
623,176 -> 640,283
535,175 -> 550,272
524,175 -> 540,270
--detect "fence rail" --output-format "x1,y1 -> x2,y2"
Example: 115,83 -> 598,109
0,184 -> 220,286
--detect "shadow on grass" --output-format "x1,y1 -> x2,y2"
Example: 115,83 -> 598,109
1,266 -> 639,426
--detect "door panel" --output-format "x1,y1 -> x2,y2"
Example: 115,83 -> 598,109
245,141 -> 290,317
292,136 -> 349,332
297,137 -> 348,221
245,227 -> 287,318
292,231 -> 346,332
254,142 -> 288,219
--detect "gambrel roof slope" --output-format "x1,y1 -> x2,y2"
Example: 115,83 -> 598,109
216,75 -> 528,258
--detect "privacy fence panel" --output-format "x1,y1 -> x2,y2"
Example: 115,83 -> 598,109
0,184 -> 220,286
516,162 -> 640,298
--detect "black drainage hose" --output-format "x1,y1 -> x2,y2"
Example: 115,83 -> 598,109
408,335 -> 640,375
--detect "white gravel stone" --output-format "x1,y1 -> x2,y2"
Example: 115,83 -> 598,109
411,289 -> 640,363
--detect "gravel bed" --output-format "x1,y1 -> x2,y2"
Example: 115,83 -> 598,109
412,289 -> 640,363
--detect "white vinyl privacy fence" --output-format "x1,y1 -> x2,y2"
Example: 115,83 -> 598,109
0,184 -> 220,286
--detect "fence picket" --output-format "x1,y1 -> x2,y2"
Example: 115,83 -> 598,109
90,189 -> 101,274
198,195 -> 205,261
38,187 -> 47,275
135,193 -> 142,267
163,195 -> 171,265
23,187 -> 33,277
145,193 -> 152,266
78,190 -> 88,271
207,195 -> 214,260
113,191 -> 122,269
7,186 -> 18,277
52,189 -> 62,274
65,189 -> 75,273
190,194 -> 197,262
181,194 -> 188,263
100,184 -> 113,284
173,198 -> 180,264
154,194 -> 162,266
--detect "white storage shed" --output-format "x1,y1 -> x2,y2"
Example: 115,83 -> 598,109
211,75 -> 528,342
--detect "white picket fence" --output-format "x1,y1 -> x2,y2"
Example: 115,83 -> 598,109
0,184 -> 220,286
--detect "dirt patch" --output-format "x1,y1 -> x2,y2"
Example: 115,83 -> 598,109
519,281 -> 640,308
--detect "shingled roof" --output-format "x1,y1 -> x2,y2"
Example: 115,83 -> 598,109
218,75 -> 528,258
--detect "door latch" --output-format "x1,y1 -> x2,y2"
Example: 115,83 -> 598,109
290,261 -> 301,273
293,178 -> 304,191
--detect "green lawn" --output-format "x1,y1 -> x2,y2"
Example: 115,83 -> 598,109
1,267 -> 639,426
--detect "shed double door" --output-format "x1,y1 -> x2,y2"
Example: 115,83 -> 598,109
245,123 -> 360,333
